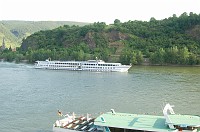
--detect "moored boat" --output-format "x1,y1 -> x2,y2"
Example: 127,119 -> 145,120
34,59 -> 131,72
53,104 -> 200,132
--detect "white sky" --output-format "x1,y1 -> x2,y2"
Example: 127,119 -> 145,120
0,0 -> 200,24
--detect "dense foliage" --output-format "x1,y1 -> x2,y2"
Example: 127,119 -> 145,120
0,48 -> 24,63
1,12 -> 200,65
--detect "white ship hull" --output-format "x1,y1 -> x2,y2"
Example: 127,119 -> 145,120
35,59 -> 131,72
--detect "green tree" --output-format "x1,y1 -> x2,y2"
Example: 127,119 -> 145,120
150,48 -> 166,65
114,19 -> 121,25
120,49 -> 132,65
188,53 -> 197,65
136,51 -> 144,65
178,47 -> 189,64
130,52 -> 137,65
77,50 -> 85,61
165,46 -> 179,64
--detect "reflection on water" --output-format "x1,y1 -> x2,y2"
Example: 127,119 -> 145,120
0,63 -> 199,132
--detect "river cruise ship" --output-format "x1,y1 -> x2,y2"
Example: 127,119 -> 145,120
35,59 -> 131,72
53,103 -> 200,132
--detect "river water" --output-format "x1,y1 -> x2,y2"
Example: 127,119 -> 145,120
0,62 -> 199,132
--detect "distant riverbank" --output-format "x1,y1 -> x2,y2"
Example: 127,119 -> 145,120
141,58 -> 200,67
1,58 -> 200,67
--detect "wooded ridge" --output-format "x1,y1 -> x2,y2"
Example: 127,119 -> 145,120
1,12 -> 200,65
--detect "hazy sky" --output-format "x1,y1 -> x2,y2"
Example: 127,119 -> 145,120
0,0 -> 200,24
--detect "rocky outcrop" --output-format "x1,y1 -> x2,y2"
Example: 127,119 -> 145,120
107,30 -> 129,42
186,25 -> 200,40
84,32 -> 96,49
84,30 -> 129,49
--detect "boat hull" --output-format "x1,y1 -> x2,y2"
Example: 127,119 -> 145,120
53,126 -> 77,132
34,60 -> 131,72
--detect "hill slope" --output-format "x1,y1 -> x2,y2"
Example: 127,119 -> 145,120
21,13 -> 200,53
11,12 -> 200,64
0,20 -> 89,48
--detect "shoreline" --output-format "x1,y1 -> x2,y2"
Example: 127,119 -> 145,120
1,59 -> 200,67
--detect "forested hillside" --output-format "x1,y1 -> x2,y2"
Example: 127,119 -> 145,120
0,21 -> 89,48
1,12 -> 200,65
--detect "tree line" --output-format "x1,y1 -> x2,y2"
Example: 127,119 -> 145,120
1,12 -> 200,65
